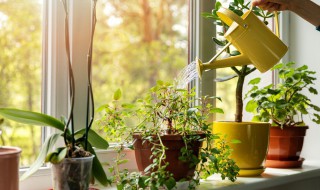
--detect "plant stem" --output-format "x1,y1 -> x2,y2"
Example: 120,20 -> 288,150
85,0 -> 97,151
234,66 -> 247,122
157,133 -> 166,170
62,0 -> 75,149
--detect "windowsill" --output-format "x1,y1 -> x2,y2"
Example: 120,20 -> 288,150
198,160 -> 320,190
19,150 -> 320,190
95,160 -> 320,190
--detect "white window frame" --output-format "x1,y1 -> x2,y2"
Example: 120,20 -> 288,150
20,0 -> 93,189
21,0 -> 286,189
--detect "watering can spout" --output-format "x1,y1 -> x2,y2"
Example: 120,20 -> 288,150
196,54 -> 251,79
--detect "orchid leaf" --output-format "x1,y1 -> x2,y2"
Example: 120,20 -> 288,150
0,108 -> 65,133
45,147 -> 67,164
75,129 -> 109,150
20,133 -> 62,181
83,142 -> 111,186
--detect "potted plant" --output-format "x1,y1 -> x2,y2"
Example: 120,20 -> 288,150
198,0 -> 274,176
97,81 -> 240,190
0,118 -> 22,190
246,62 -> 320,168
0,0 -> 110,189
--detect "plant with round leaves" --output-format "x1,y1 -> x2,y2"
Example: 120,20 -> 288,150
246,62 -> 320,128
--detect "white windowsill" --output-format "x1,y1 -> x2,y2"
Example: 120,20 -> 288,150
199,160 -> 320,190
19,150 -> 320,190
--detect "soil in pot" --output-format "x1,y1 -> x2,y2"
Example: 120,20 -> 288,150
133,133 -> 204,181
266,126 -> 308,168
51,155 -> 94,190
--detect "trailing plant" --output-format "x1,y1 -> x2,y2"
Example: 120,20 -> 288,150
246,62 -> 320,128
0,0 -> 111,186
98,81 -> 239,190
202,0 -> 275,122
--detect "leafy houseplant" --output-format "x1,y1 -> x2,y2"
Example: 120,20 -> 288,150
0,0 -> 111,189
98,81 -> 239,190
246,62 -> 320,168
200,0 -> 273,176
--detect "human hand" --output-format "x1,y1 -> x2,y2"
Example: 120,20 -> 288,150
252,0 -> 292,12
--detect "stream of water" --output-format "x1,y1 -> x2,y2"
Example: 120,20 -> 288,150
175,61 -> 198,88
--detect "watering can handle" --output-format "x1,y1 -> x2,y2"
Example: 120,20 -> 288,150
216,7 -> 248,28
217,7 -> 280,37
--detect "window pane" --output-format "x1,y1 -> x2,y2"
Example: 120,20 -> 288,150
0,0 -> 42,167
93,1 -> 188,113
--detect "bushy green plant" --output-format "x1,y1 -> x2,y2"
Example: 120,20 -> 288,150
246,62 -> 320,128
98,81 -> 239,190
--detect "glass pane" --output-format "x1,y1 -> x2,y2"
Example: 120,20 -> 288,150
0,0 -> 42,167
92,0 -> 188,125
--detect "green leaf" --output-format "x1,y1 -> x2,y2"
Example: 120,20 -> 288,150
231,139 -> 241,144
233,9 -> 243,16
297,65 -> 308,71
116,184 -> 124,190
215,1 -> 222,10
138,176 -> 148,188
85,142 -> 111,186
272,63 -> 284,70
20,133 -> 62,181
212,37 -> 225,46
75,129 -> 109,149
116,159 -> 129,165
230,50 -> 240,56
164,177 -> 176,190
0,108 -> 65,132
309,87 -> 318,95
245,100 -> 257,112
210,108 -> 224,114
113,89 -> 122,101
248,77 -> 261,85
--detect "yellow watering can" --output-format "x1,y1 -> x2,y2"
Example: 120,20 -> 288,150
197,7 -> 288,78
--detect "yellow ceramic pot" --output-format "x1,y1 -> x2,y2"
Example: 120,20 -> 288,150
213,121 -> 270,176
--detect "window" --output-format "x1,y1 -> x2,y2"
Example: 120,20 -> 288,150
0,0 -> 43,168
0,0 -> 213,189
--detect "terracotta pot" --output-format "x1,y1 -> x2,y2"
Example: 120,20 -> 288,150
213,122 -> 270,176
51,156 -> 94,190
266,126 -> 308,168
133,133 -> 204,180
0,146 -> 21,190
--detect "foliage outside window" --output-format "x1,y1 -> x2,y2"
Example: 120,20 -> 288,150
0,0 -> 42,167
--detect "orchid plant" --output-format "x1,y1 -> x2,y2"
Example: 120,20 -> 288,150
0,0 -> 110,186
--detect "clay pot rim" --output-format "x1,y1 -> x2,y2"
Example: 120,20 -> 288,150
213,121 -> 270,125
133,131 -> 206,140
0,146 -> 21,155
270,125 -> 309,129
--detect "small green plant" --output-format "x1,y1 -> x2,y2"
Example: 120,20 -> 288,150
202,0 -> 274,122
246,62 -> 320,128
98,81 -> 239,190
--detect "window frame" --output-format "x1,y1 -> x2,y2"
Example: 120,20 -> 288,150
19,0 -> 290,189
20,0 -> 215,190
